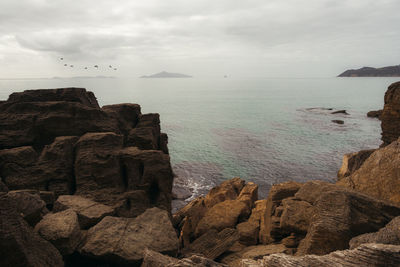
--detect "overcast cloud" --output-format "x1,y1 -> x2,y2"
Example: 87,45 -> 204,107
0,0 -> 399,78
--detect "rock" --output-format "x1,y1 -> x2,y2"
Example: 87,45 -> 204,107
294,180 -> 337,205
237,182 -> 258,208
74,132 -> 124,201
367,109 -> 382,119
172,185 -> 192,200
6,190 -> 47,226
0,177 -> 8,192
237,221 -> 260,246
34,209 -> 82,255
182,228 -> 239,260
252,243 -> 400,267
337,149 -> 375,180
127,127 -> 159,150
350,216 -> 400,249
296,188 -> 400,256
39,191 -> 55,209
53,195 -> 114,229
259,182 -> 302,244
281,233 -> 302,248
195,200 -> 250,237
279,198 -> 313,235
221,244 -> 287,267
381,81 -> 400,146
331,119 -> 344,124
160,133 -> 169,154
0,193 -> 64,267
337,138 -> 400,203
331,110 -> 348,115
81,207 -> 179,266
204,177 -> 245,208
7,87 -> 100,108
102,103 -> 141,135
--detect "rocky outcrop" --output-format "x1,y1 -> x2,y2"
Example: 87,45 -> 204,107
0,193 -> 64,267
367,109 -> 382,119
0,88 -> 173,215
337,138 -> 400,203
337,149 -> 375,179
381,81 -> 400,146
243,243 -> 400,267
80,207 -> 179,266
338,64 -> 400,77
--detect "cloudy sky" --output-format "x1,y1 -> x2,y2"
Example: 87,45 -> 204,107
0,0 -> 399,78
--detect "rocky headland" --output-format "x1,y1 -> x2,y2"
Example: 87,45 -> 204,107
338,64 -> 400,77
1,82 -> 400,266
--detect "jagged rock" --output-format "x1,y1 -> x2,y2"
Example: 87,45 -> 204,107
80,207 -> 179,266
34,209 -> 82,255
381,81 -> 400,146
247,200 -> 267,242
0,177 -> 8,192
367,109 -> 382,119
102,103 -> 141,135
350,216 -> 400,249
221,244 -> 287,267
7,190 -> 47,226
247,243 -> 400,267
53,195 -> 114,229
237,182 -> 258,208
281,233 -> 302,248
337,149 -> 375,179
337,138 -> 400,203
296,188 -> 400,255
204,177 -> 245,208
182,228 -> 239,260
294,180 -> 337,205
160,133 -> 169,154
259,182 -> 302,244
279,198 -> 313,235
237,221 -> 259,246
195,200 -> 250,237
39,191 -> 55,208
0,193 -> 64,267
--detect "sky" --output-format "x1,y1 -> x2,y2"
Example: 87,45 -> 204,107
0,0 -> 399,78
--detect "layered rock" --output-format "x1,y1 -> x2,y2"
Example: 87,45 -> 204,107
337,149 -> 375,179
381,81 -> 400,146
367,109 -> 382,119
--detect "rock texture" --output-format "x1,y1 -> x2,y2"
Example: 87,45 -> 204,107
81,207 -> 179,266
381,81 -> 400,146
337,149 -> 375,180
367,109 -> 382,119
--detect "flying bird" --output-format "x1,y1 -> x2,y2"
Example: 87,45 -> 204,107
109,65 -> 112,68
70,65 -> 74,67
114,68 -> 117,70
94,65 -> 98,68
84,67 -> 88,69
60,57 -> 63,60
64,64 -> 67,66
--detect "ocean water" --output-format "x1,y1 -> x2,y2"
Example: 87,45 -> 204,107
1,77 -> 398,198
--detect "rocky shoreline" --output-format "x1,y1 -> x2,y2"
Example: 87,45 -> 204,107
1,82 -> 400,266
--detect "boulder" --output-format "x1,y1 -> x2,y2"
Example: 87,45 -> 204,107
296,189 -> 400,256
331,119 -> 344,124
367,109 -> 382,119
204,177 -> 245,208
248,243 -> 400,267
279,198 -> 313,235
237,182 -> 258,208
6,190 -> 47,226
337,138 -> 400,203
0,193 -> 64,267
350,216 -> 400,249
182,228 -> 239,260
80,207 -> 179,266
331,109 -> 348,115
237,221 -> 259,246
381,81 -> 400,146
53,195 -> 114,229
34,209 -> 82,255
294,180 -> 337,205
337,149 -> 375,180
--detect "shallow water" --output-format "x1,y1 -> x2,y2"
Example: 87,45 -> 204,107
1,77 -> 398,198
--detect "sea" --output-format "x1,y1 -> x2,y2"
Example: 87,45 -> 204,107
1,77 -> 399,200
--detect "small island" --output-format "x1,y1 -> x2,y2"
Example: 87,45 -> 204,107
140,71 -> 192,78
338,64 -> 400,77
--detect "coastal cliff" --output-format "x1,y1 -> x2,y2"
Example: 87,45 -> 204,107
338,64 -> 400,77
1,83 -> 400,267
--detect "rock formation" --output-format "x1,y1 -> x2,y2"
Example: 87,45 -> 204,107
381,81 -> 400,146
338,64 -> 400,77
367,109 -> 382,119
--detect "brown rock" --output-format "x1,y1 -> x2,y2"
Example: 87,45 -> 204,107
102,103 -> 141,135
331,109 -> 348,115
237,182 -> 258,208
279,198 -> 313,235
127,127 -> 159,150
204,177 -> 245,208
381,81 -> 400,146
296,189 -> 400,256
367,109 -> 382,119
53,195 -> 114,229
34,209 -> 82,255
337,139 -> 400,203
7,190 -> 47,226
237,221 -> 260,246
81,207 -> 179,266
0,178 -> 8,192
0,193 -> 64,267
182,228 -> 239,260
294,180 -> 337,205
331,119 -> 344,124
337,149 -> 375,180
281,233 -> 302,248
350,216 -> 400,249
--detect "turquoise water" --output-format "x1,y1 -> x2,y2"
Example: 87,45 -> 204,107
1,77 -> 398,197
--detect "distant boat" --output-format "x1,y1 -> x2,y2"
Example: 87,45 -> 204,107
140,71 -> 192,78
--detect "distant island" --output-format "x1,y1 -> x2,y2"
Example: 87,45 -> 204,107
140,71 -> 192,78
338,64 -> 400,77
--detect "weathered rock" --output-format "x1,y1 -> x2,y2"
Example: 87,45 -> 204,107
204,177 -> 245,208
331,109 -> 348,115
381,81 -> 400,146
294,180 -> 337,205
337,138 -> 400,203
53,195 -> 114,229
102,103 -> 141,135
0,178 -> 8,192
337,149 -> 375,180
160,132 -> 169,154
296,189 -> 400,256
237,221 -> 259,246
127,127 -> 159,150
34,209 -> 82,255
350,216 -> 400,249
331,119 -> 344,124
0,193 -> 64,267
81,207 -> 179,266
279,198 -> 313,235
221,244 -> 287,267
195,200 -> 250,237
248,243 -> 400,267
281,233 -> 302,248
259,182 -> 302,244
237,182 -> 258,208
367,109 -> 382,119
182,228 -> 239,260
39,191 -> 55,208
7,190 -> 47,226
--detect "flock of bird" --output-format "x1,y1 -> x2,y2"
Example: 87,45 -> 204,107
59,57 -> 117,71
